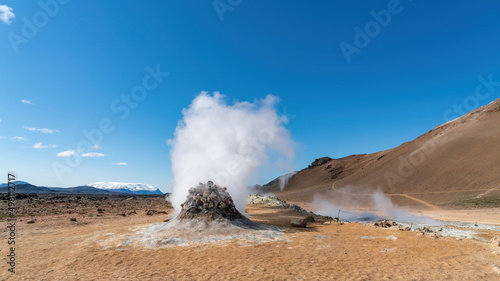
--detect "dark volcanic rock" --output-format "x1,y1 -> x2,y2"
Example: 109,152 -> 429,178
290,218 -> 308,228
308,157 -> 332,169
178,181 -> 245,221
304,216 -> 315,223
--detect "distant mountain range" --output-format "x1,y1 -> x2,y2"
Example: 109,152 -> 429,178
0,181 -> 163,195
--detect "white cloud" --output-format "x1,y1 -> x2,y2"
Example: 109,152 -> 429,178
57,150 -> 77,157
11,136 -> 26,141
0,119 -> 2,123
21,99 -> 34,105
23,126 -> 60,134
92,144 -> 102,150
0,5 -> 15,24
33,142 -> 57,149
112,162 -> 127,166
82,152 -> 107,157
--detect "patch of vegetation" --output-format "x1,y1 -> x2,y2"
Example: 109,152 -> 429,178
442,197 -> 500,209
88,214 -> 95,217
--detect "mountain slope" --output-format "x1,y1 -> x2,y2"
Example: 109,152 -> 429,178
0,182 -> 163,195
0,184 -> 61,194
268,98 -> 500,207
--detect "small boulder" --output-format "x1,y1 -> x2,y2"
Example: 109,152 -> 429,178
304,216 -> 315,223
490,237 -> 500,255
27,220 -> 35,224
291,218 -> 307,228
70,218 -> 77,222
429,233 -> 439,239
490,236 -> 500,247
493,265 -> 500,275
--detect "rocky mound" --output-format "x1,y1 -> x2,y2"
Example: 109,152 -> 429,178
247,193 -> 331,220
178,181 -> 245,221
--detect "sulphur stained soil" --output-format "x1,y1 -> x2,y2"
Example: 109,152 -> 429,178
1,204 -> 500,280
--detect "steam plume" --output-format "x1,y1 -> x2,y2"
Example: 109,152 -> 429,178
169,92 -> 294,215
312,185 -> 438,223
278,171 -> 297,190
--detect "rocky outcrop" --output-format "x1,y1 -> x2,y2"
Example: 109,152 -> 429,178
178,181 -> 244,221
308,157 -> 332,169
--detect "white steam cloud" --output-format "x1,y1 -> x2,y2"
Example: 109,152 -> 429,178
312,185 -> 438,224
169,92 -> 295,215
278,171 -> 297,190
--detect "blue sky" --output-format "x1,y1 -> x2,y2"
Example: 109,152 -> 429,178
1,1 -> 499,192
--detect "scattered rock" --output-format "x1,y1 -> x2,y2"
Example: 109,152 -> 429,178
429,233 -> 439,239
493,265 -> 500,275
27,220 -> 35,224
304,216 -> 315,223
163,217 -> 170,222
70,218 -> 77,222
374,220 -> 397,228
323,221 -> 331,225
291,218 -> 308,228
386,235 -> 398,241
247,194 -> 329,220
490,236 -> 500,255
97,208 -> 105,214
308,157 -> 332,169
490,236 -> 500,247
146,210 -> 168,216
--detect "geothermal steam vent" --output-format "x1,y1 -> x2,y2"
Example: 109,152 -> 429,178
132,181 -> 283,247
178,181 -> 245,221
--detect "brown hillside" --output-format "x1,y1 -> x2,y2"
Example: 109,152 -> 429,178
270,98 -> 500,208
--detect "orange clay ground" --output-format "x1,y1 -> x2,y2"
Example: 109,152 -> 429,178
1,202 -> 500,280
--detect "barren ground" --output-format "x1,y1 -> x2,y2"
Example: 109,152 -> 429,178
1,195 -> 500,280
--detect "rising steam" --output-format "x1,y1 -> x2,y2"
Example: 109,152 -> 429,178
168,92 -> 294,215
278,171 -> 297,190
312,185 -> 438,224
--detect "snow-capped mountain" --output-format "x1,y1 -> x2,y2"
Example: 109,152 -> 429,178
85,182 -> 163,194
